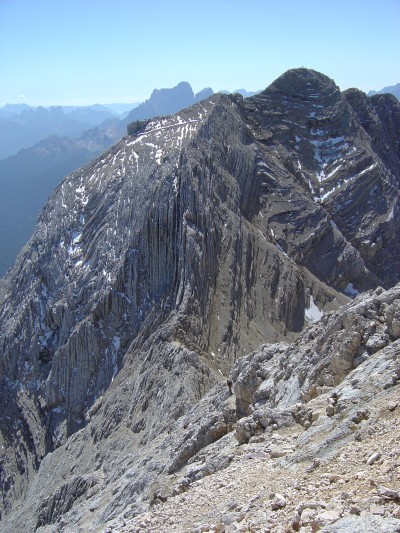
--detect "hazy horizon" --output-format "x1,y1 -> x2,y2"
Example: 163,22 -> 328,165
1,0 -> 399,107
0,87 -> 254,108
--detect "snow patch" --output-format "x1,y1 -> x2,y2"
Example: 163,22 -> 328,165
310,136 -> 346,161
305,295 -> 323,323
275,242 -> 287,256
155,148 -> 163,165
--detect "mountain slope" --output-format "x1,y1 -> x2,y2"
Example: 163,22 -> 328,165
0,68 -> 399,531
0,136 -> 103,277
0,83 -> 214,276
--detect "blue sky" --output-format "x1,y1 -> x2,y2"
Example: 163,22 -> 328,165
0,0 -> 399,106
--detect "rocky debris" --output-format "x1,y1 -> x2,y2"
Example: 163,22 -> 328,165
271,493 -> 287,510
367,452 -> 382,465
114,373 -> 400,532
0,68 -> 399,531
102,284 -> 399,532
377,486 -> 400,501
167,399 -> 237,474
320,515 -> 400,532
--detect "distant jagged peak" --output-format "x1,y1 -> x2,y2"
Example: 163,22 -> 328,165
194,87 -> 214,103
124,83 -> 216,130
149,80 -> 194,99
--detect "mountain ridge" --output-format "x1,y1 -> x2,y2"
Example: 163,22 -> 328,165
0,82 -> 215,276
0,68 -> 399,532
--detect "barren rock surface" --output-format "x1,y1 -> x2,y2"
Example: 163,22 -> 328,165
0,68 -> 399,531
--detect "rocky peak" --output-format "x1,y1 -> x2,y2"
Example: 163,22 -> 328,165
344,87 -> 400,175
265,67 -> 341,103
0,68 -> 399,531
194,87 -> 214,102
240,69 -> 399,289
124,81 -> 196,122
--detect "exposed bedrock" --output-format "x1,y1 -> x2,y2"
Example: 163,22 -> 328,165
0,68 -> 399,529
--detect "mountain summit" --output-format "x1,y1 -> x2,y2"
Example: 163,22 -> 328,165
123,81 -> 214,123
0,68 -> 399,531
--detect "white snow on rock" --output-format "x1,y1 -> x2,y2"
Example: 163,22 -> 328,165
305,295 -> 324,323
310,136 -> 348,181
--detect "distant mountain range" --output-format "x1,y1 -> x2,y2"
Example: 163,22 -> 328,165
0,105 -> 117,159
0,102 -> 141,118
368,82 -> 400,100
0,117 -> 130,276
0,136 -> 97,276
0,86 -> 258,160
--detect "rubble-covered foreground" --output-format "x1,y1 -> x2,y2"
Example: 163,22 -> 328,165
115,284 -> 400,532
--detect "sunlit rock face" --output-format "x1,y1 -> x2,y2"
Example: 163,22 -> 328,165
0,68 -> 399,531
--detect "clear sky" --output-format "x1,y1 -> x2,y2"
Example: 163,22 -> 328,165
1,0 -> 399,106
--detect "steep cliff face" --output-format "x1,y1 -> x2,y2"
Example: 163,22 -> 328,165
0,69 -> 399,530
241,69 -> 400,288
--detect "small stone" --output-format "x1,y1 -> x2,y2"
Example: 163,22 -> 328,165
271,493 -> 286,510
370,503 -> 385,515
388,401 -> 398,412
376,485 -> 400,500
291,512 -> 301,531
300,507 -> 317,525
311,510 -> 342,529
269,446 -> 294,458
321,473 -> 341,483
367,452 -> 381,465
226,500 -> 239,511
221,512 -> 245,525
326,404 -> 335,417
311,410 -> 320,422
301,501 -> 322,510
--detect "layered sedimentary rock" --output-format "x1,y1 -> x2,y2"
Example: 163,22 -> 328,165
242,69 -> 400,288
0,68 -> 399,530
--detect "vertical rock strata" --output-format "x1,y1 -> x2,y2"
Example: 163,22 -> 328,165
0,68 -> 399,530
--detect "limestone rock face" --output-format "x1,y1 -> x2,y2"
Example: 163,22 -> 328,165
242,68 -> 400,289
233,284 -> 400,429
0,68 -> 399,530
